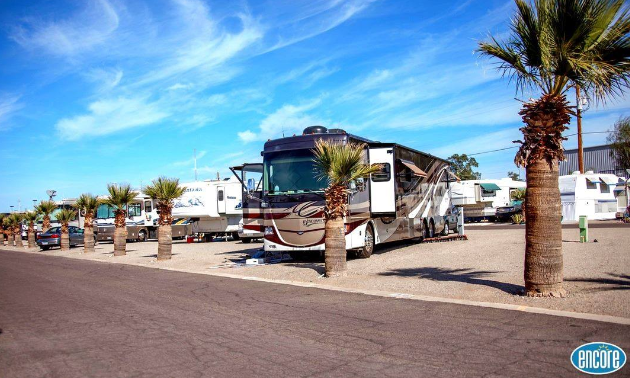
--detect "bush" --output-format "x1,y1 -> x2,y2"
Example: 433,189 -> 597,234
512,213 -> 525,224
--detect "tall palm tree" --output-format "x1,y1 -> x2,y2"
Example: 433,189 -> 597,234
11,213 -> 24,248
56,209 -> 76,251
313,140 -> 381,277
143,177 -> 186,261
23,211 -> 40,249
74,194 -> 101,253
105,184 -> 138,256
2,217 -> 13,246
36,200 -> 57,233
478,0 -> 630,296
0,214 -> 6,246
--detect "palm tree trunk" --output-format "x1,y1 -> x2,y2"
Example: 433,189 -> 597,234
84,227 -> 95,253
524,159 -> 565,297
60,232 -> 70,251
7,233 -> 14,246
113,227 -> 127,256
0,231 -> 5,246
28,225 -> 36,248
42,216 -> 51,234
14,228 -> 23,248
324,217 -> 347,277
157,224 -> 172,261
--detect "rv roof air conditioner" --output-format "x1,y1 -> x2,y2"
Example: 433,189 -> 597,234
328,128 -> 346,134
303,125 -> 327,135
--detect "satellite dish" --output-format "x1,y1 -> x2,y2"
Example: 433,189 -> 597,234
46,190 -> 57,200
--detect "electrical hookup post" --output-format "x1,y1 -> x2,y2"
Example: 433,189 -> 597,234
457,206 -> 465,235
579,215 -> 588,243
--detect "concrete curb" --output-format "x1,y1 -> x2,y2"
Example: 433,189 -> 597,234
8,248 -> 630,326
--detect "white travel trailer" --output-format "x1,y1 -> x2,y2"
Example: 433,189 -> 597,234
560,172 -> 622,222
172,177 -> 244,240
450,178 -> 526,222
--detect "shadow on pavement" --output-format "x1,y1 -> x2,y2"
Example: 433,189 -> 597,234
566,273 -> 630,292
378,267 -> 524,295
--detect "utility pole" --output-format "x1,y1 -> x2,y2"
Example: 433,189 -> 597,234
194,149 -> 198,181
576,85 -> 584,174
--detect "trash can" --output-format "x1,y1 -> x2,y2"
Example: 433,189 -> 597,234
186,236 -> 194,243
579,215 -> 588,243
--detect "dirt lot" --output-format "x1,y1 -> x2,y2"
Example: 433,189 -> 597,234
5,222 -> 629,318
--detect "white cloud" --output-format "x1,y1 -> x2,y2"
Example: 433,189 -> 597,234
10,0 -> 120,57
83,67 -> 123,92
238,99 -> 324,142
167,83 -> 193,91
0,95 -> 23,130
56,97 -> 169,140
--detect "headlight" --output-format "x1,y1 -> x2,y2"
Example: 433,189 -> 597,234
264,226 -> 275,236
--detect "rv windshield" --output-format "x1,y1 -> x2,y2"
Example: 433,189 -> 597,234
264,150 -> 327,195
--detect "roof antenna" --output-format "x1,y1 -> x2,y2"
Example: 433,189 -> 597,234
194,149 -> 198,181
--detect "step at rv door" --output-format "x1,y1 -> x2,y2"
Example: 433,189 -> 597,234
369,147 -> 396,215
217,186 -> 226,214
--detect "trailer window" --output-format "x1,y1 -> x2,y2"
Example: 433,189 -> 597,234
96,204 -> 115,219
128,203 -> 142,217
600,182 -> 610,193
372,163 -> 391,182
144,201 -> 152,213
218,190 -> 224,201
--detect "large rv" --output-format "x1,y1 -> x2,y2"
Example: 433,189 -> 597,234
259,126 -> 456,257
230,164 -> 265,243
172,177 -> 243,240
48,199 -> 85,229
450,178 -> 526,222
560,172 -> 623,222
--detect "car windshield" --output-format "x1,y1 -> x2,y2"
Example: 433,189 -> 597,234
47,227 -> 61,233
263,150 -> 327,195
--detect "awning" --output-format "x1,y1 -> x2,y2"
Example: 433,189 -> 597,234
399,159 -> 427,177
586,178 -> 601,184
600,176 -> 619,185
447,171 -> 460,182
479,183 -> 501,191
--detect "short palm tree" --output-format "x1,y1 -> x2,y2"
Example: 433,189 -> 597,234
36,200 -> 58,233
55,209 -> 76,251
105,184 -> 138,256
74,194 -> 101,253
143,177 -> 186,261
10,213 -> 24,248
0,214 -> 6,245
313,140 -> 381,277
2,217 -> 12,246
23,211 -> 40,248
478,0 -> 630,297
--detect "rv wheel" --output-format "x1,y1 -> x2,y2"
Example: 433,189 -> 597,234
355,225 -> 374,258
424,220 -> 435,239
138,230 -> 147,242
231,232 -> 240,241
242,238 -> 252,244
441,223 -> 449,236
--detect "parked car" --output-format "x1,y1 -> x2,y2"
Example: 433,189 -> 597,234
495,201 -> 523,222
442,206 -> 460,235
37,226 -> 94,250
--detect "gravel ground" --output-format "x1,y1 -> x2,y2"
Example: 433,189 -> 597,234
4,222 -> 629,318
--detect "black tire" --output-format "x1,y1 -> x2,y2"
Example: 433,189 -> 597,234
41,246 -> 50,251
242,238 -> 252,244
441,222 -> 449,236
231,232 -> 240,241
424,220 -> 435,239
355,224 -> 375,258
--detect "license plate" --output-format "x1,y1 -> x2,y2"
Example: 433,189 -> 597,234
41,241 -> 48,245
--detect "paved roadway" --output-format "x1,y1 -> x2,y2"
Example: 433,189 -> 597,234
1,250 -> 628,378
466,222 -> 630,230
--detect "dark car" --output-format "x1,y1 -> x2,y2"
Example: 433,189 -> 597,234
495,201 -> 523,222
37,226 -> 93,250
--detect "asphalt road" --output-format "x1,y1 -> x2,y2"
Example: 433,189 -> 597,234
1,250 -> 629,378
466,222 -> 630,230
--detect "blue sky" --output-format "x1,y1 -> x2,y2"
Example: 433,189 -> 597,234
1,0 -> 629,211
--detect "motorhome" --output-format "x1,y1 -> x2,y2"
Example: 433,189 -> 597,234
230,164 -> 265,243
49,199 -> 85,229
450,178 -> 526,222
259,126 -> 456,257
171,177 -> 243,240
560,172 -> 623,222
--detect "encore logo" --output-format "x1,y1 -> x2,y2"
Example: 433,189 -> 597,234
571,342 -> 626,375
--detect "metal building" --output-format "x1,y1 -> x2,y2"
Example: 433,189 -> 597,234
560,144 -> 628,178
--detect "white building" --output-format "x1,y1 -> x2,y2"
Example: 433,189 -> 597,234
559,171 -> 623,222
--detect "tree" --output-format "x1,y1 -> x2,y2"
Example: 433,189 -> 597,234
313,140 -> 381,277
56,209 -> 76,251
23,211 -> 40,249
478,0 -> 630,297
447,154 -> 481,180
143,177 -> 186,261
10,213 -> 24,248
74,194 -> 101,253
507,171 -> 521,181
35,200 -> 57,233
607,116 -> 630,170
2,217 -> 13,246
105,184 -> 138,256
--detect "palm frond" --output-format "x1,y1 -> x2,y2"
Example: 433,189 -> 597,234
74,193 -> 101,213
143,177 -> 186,202
23,211 -> 40,223
312,139 -> 381,187
35,200 -> 57,216
55,208 -> 77,224
105,184 -> 138,209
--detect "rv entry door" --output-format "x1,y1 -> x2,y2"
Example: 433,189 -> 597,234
369,147 -> 396,215
217,186 -> 226,213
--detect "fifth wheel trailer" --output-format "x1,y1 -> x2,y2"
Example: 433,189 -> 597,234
260,126 -> 457,257
449,178 -> 526,222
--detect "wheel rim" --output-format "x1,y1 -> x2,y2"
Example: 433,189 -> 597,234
444,224 -> 448,234
364,227 -> 374,253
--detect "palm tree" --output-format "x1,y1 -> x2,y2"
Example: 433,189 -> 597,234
478,0 -> 630,297
143,177 -> 186,261
2,217 -> 12,246
313,140 -> 381,277
11,213 -> 24,248
23,211 -> 40,248
56,209 -> 76,251
74,194 -> 101,253
105,184 -> 138,256
0,214 -> 6,246
36,200 -> 57,233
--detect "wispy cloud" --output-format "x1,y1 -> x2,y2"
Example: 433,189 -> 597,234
55,97 -> 169,140
0,95 -> 23,130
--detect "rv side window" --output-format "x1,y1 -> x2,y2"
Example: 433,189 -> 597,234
372,163 -> 391,182
481,188 -> 496,197
144,201 -> 152,213
600,182 -> 609,193
586,180 -> 597,190
128,203 -> 142,217
218,190 -> 224,201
